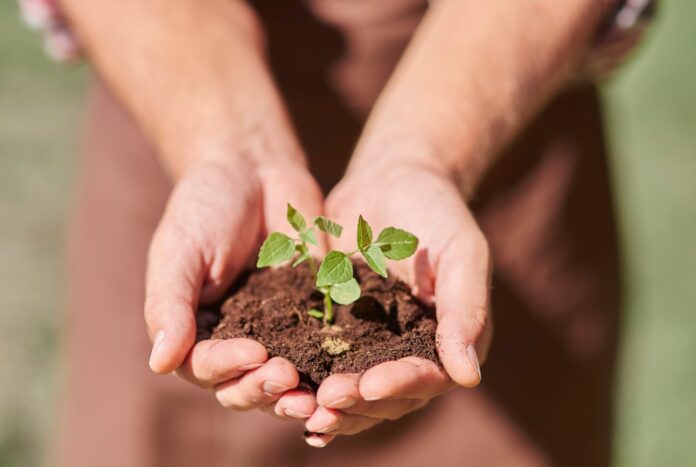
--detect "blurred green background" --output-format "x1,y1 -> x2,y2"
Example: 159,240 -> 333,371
0,1 -> 694,466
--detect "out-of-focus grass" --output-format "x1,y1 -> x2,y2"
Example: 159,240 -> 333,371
604,1 -> 696,465
0,1 -> 694,466
0,2 -> 84,467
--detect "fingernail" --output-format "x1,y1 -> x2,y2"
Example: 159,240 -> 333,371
363,395 -> 383,402
148,330 -> 166,371
238,363 -> 264,371
263,381 -> 291,395
326,396 -> 356,409
285,408 -> 312,419
466,344 -> 482,381
304,433 -> 329,448
315,421 -> 339,434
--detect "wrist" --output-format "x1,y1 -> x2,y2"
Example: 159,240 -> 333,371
347,131 -> 484,200
161,115 -> 307,182
348,133 -> 453,180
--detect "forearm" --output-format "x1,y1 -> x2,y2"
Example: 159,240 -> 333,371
349,0 -> 612,197
61,0 -> 303,179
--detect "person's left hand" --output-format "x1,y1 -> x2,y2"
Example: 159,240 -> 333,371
302,160 -> 493,447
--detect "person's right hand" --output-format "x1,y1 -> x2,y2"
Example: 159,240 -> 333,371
144,156 -> 324,421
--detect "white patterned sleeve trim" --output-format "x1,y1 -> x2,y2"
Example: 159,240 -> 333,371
19,0 -> 80,62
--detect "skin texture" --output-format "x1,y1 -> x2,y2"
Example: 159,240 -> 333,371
60,0 -> 612,448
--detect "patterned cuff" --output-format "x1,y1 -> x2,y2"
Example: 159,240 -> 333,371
20,0 -> 80,62
584,0 -> 657,80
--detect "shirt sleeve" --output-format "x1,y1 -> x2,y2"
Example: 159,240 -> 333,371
19,0 -> 80,62
583,0 -> 657,80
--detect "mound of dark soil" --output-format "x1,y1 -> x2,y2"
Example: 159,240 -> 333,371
199,263 -> 439,388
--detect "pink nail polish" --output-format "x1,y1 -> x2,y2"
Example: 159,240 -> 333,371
466,344 -> 482,381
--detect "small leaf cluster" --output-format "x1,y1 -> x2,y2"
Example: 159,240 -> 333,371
257,204 -> 418,324
257,205 -> 342,269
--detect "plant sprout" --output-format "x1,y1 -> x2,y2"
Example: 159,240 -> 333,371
257,204 -> 419,325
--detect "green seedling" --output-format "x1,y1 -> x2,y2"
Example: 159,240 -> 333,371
257,204 -> 419,324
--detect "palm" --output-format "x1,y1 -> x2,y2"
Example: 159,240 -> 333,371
303,165 -> 493,445
145,160 -> 325,423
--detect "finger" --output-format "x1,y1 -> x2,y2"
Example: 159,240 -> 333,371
175,338 -> 268,388
344,398 -> 428,420
214,357 -> 299,410
273,389 -> 318,420
145,165 -> 262,373
330,396 -> 428,420
434,231 -> 493,387
316,373 -> 430,420
303,432 -> 336,449
305,406 -> 383,436
358,357 -> 453,401
145,222 -> 203,374
316,373 -> 362,409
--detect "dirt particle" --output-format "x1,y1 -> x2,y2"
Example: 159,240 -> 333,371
322,337 -> 351,356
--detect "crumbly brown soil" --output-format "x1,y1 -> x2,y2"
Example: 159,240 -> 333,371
199,263 -> 439,388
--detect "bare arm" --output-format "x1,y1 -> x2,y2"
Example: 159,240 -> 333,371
315,0 -> 614,442
61,0 -> 325,422
60,0 -> 303,178
350,0 -> 612,196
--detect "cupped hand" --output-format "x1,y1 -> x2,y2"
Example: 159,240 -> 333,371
144,157 -> 324,421
304,161 -> 493,446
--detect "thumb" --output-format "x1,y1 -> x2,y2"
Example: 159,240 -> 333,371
144,223 -> 202,374
434,232 -> 493,388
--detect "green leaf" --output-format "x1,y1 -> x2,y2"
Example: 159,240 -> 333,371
286,203 -> 306,232
316,251 -> 353,287
357,215 -> 373,250
361,245 -> 388,277
313,216 -> 343,238
375,227 -> 419,260
257,232 -> 296,267
292,244 -> 310,267
307,309 -> 325,319
329,278 -> 361,305
299,229 -> 317,246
